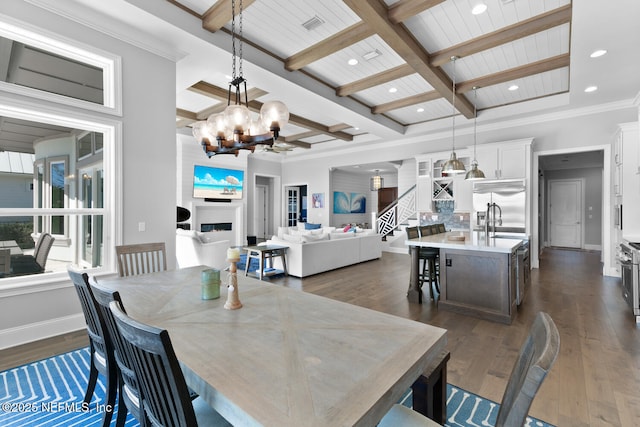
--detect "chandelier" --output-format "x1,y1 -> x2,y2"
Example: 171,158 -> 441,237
191,0 -> 289,157
465,87 -> 486,180
370,170 -> 384,191
442,56 -> 466,175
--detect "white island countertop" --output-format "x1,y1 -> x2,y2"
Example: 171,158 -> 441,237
406,231 -> 523,254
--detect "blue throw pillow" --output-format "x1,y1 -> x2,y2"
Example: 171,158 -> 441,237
304,222 -> 322,230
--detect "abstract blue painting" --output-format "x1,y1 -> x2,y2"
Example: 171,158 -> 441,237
333,192 -> 366,213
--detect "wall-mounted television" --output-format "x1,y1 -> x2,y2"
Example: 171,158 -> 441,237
193,165 -> 244,201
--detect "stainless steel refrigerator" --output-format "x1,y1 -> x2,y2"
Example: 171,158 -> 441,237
472,179 -> 526,233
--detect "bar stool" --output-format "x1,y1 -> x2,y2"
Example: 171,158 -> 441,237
418,225 -> 440,303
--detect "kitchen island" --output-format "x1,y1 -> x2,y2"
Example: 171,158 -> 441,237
406,231 -> 523,324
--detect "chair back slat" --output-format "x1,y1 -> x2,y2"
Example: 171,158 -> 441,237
109,300 -> 198,427
405,226 -> 419,240
116,242 -> 167,277
495,312 -> 560,427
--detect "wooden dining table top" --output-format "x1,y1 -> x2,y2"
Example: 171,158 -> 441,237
98,265 -> 447,427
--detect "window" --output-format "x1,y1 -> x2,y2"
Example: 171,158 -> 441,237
0,18 -> 121,287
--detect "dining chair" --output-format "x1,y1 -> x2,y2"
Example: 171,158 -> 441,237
10,233 -> 55,275
109,300 -> 231,426
0,248 -> 9,275
379,311 -> 560,427
115,242 -> 167,277
67,266 -> 116,427
89,278 -> 145,427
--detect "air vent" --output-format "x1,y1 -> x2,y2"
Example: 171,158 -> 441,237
302,15 -> 325,31
363,49 -> 381,61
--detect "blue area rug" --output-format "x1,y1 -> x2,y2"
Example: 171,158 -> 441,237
1,347 -> 554,426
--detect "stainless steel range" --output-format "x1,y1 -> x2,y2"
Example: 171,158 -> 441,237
617,241 -> 640,322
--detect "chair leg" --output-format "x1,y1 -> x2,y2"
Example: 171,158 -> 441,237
83,350 -> 99,404
115,380 -> 128,427
100,365 -> 117,427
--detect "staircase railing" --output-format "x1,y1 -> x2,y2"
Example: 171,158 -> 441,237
376,185 -> 416,237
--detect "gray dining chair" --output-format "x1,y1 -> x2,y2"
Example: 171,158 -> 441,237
109,300 -> 231,426
89,278 -> 145,427
67,266 -> 116,427
379,311 -> 560,427
115,242 -> 166,277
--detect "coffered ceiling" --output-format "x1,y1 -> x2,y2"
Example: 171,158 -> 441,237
172,0 -> 574,150
2,0 -> 640,158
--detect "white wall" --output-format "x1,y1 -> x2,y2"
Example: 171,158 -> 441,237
0,1 -> 176,348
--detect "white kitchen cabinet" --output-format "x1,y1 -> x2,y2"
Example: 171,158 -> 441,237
475,139 -> 532,180
415,156 -> 432,211
617,123 -> 640,236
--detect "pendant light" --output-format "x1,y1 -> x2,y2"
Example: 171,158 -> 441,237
465,87 -> 486,180
370,170 -> 384,191
192,0 -> 289,157
442,56 -> 466,175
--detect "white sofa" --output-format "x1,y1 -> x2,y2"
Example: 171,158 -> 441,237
265,226 -> 382,277
175,229 -> 229,271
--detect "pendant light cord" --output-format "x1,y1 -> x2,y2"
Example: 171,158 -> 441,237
451,56 -> 457,153
473,87 -> 477,162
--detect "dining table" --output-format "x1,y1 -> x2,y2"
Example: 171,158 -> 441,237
98,265 -> 448,427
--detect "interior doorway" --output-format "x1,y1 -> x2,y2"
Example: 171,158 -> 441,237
254,175 -> 277,242
284,184 -> 307,226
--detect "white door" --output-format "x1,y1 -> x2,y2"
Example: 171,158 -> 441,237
548,179 -> 582,248
255,185 -> 268,239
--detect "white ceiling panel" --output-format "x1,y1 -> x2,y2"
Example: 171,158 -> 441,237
304,35 -> 407,87
352,74 -> 434,106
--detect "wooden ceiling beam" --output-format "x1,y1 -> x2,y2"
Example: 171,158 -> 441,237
280,139 -> 312,149
388,0 -> 446,24
287,113 -> 353,141
327,123 -> 352,132
201,0 -> 256,32
176,108 -> 198,121
430,4 -> 572,66
337,64 -> 414,96
456,53 -> 570,94
345,0 -> 475,118
372,90 -> 440,114
283,131 -> 322,141
285,22 -> 375,71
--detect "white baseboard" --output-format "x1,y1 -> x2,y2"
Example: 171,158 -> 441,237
0,313 -> 85,350
584,244 -> 602,251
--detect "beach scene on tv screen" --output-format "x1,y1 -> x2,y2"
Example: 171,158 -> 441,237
193,165 -> 244,199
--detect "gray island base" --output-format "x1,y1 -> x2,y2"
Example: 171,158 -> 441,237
406,231 -> 523,324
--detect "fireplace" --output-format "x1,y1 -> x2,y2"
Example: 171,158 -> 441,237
201,222 -> 233,232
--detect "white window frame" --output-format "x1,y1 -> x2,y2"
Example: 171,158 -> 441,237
0,13 -> 123,294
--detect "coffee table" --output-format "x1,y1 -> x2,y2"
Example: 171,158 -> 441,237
244,244 -> 288,280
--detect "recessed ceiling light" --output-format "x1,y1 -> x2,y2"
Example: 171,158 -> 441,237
508,84 -> 519,91
585,85 -> 598,93
590,49 -> 607,58
417,107 -> 425,112
348,58 -> 358,66
471,3 -> 487,15
388,87 -> 397,93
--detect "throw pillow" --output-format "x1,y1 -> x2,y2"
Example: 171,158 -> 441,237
304,222 -> 322,230
343,225 -> 351,232
277,226 -> 289,239
281,234 -> 303,244
301,233 -> 329,243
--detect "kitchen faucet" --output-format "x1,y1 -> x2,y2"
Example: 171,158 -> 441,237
485,202 -> 503,236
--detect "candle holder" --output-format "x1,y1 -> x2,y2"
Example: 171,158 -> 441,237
224,256 -> 243,310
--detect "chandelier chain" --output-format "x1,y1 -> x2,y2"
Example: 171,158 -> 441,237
239,0 -> 243,78
231,0 -> 237,80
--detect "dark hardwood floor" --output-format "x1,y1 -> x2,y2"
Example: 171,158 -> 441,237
2,248 -> 638,426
